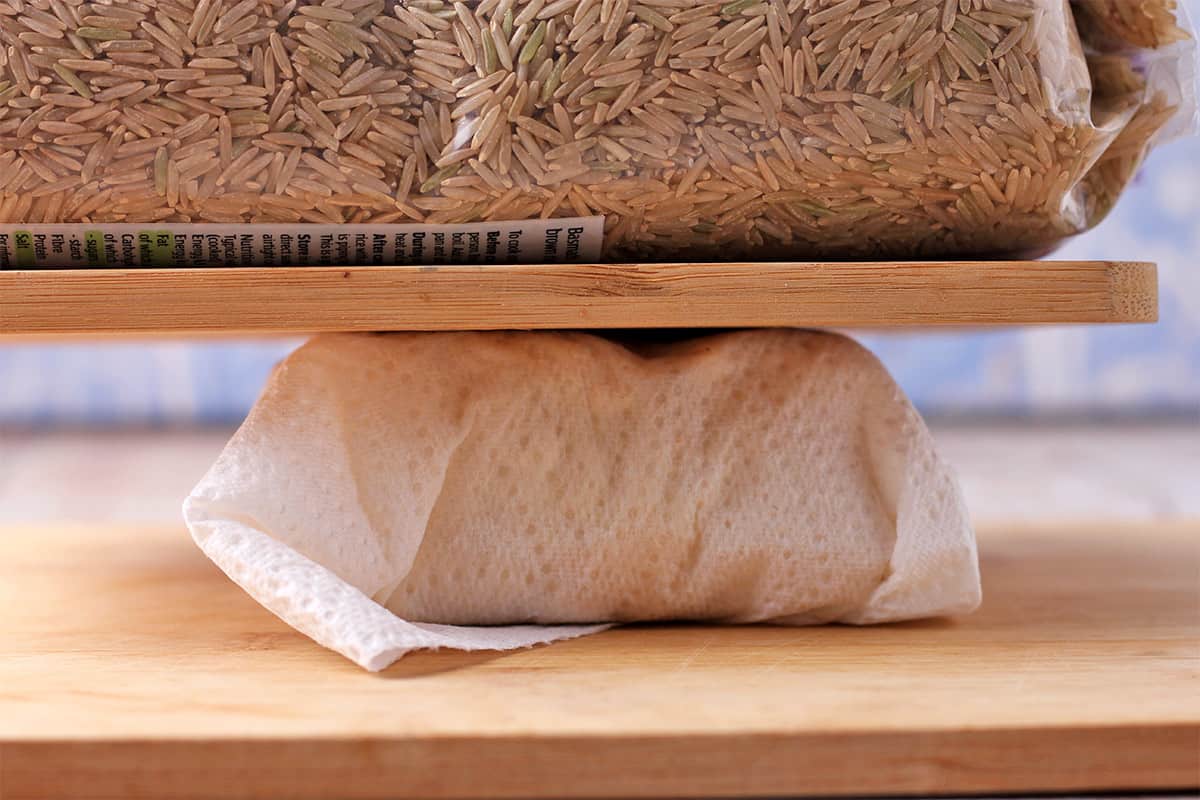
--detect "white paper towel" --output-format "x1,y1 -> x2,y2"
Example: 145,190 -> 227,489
184,330 -> 980,671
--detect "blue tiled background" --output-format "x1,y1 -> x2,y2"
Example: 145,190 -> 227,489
2,27 -> 1197,424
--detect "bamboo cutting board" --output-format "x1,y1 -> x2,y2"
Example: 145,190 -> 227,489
0,260 -> 1157,335
0,520 -> 1196,799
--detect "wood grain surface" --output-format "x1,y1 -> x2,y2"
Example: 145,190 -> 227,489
0,260 -> 1157,335
0,520 -> 1196,799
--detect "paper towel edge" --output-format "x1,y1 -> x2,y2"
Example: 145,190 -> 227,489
183,496 -> 610,671
840,417 -> 982,625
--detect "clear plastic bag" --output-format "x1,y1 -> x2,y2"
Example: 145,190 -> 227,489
0,0 -> 1192,261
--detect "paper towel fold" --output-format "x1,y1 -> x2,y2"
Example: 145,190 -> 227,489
185,330 -> 980,671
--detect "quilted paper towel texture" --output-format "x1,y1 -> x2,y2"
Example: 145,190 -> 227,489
184,330 -> 980,671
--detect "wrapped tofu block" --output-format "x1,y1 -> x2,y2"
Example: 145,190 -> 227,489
185,330 -> 981,670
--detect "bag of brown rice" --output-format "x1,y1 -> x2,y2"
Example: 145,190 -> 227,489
0,0 -> 1192,262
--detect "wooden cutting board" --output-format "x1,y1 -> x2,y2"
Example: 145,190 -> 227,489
0,260 -> 1157,335
0,520 -> 1196,799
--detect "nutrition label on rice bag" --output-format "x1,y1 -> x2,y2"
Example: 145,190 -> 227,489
0,217 -> 604,268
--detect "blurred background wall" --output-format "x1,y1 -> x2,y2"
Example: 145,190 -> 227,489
1,59 -> 1197,425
